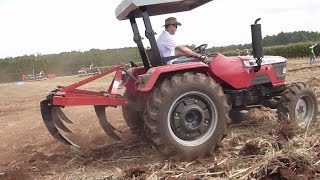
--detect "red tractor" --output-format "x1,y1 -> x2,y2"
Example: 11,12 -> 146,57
40,0 -> 318,160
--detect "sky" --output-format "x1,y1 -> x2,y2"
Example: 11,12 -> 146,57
0,0 -> 319,59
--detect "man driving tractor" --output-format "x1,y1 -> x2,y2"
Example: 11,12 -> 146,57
157,17 -> 207,64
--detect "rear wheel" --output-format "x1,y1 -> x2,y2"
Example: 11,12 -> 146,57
277,82 -> 318,128
144,72 -> 231,160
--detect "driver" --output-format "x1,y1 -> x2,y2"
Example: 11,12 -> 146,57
157,17 -> 207,64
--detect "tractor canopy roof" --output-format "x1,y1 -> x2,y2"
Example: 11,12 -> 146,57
116,0 -> 212,20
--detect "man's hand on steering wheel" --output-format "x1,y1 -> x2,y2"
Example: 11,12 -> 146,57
197,54 -> 208,61
193,44 -> 208,61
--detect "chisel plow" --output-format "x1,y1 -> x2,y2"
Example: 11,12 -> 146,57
40,63 -> 129,147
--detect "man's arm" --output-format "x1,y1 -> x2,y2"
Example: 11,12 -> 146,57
175,45 -> 202,58
310,43 -> 318,48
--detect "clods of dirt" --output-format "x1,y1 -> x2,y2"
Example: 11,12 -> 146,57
27,151 -> 64,165
279,168 -> 297,180
0,167 -> 29,180
261,168 -> 300,180
239,142 -> 262,156
307,77 -> 320,87
261,156 -> 320,179
272,120 -> 295,141
124,166 -> 147,178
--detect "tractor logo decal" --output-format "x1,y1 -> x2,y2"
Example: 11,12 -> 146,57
243,56 -> 287,67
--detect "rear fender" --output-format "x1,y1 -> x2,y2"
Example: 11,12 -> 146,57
123,66 -> 147,96
137,62 -> 209,92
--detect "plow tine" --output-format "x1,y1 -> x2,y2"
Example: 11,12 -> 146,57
52,107 -> 73,124
40,100 -> 79,147
51,111 -> 73,133
94,105 -> 121,141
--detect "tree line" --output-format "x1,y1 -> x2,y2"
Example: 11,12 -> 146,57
209,31 -> 320,52
223,42 -> 319,58
0,31 -> 319,83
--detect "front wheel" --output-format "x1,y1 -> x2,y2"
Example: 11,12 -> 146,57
277,82 -> 318,128
143,72 -> 231,160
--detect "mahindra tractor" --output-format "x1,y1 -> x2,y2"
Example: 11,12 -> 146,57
40,0 -> 318,160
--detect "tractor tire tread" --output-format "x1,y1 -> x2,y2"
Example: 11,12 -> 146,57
143,72 -> 230,160
277,82 -> 318,126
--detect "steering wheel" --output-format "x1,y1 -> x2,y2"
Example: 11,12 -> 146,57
193,44 -> 208,54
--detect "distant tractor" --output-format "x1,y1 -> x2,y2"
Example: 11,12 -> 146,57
23,69 -> 46,81
40,0 -> 318,160
77,63 -> 101,77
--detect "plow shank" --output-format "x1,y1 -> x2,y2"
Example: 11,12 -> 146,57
40,100 -> 79,147
94,105 -> 121,141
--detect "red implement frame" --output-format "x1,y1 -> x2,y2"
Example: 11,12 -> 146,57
52,63 -> 128,106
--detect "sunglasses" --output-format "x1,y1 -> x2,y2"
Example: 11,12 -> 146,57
170,24 -> 178,28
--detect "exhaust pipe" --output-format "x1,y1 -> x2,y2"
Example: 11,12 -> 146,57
251,18 -> 263,72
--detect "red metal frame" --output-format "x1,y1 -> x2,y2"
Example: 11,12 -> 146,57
137,62 -> 209,92
52,63 -> 128,106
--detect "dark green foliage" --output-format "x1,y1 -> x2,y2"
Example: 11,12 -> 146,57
263,31 -> 320,46
223,42 -> 319,58
209,31 -> 320,54
264,42 -> 319,58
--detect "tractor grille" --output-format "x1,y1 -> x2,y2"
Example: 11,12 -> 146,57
253,74 -> 270,85
272,62 -> 286,80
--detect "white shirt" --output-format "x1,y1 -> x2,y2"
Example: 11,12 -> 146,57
157,31 -> 178,57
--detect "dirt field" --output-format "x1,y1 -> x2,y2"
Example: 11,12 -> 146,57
0,58 -> 320,179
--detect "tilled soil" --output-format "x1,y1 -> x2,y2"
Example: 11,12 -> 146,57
0,58 -> 320,179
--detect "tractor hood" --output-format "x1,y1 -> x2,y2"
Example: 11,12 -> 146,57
240,56 -> 287,67
116,0 -> 213,20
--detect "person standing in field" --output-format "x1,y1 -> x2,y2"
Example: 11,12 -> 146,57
309,43 -> 317,65
244,49 -> 250,56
